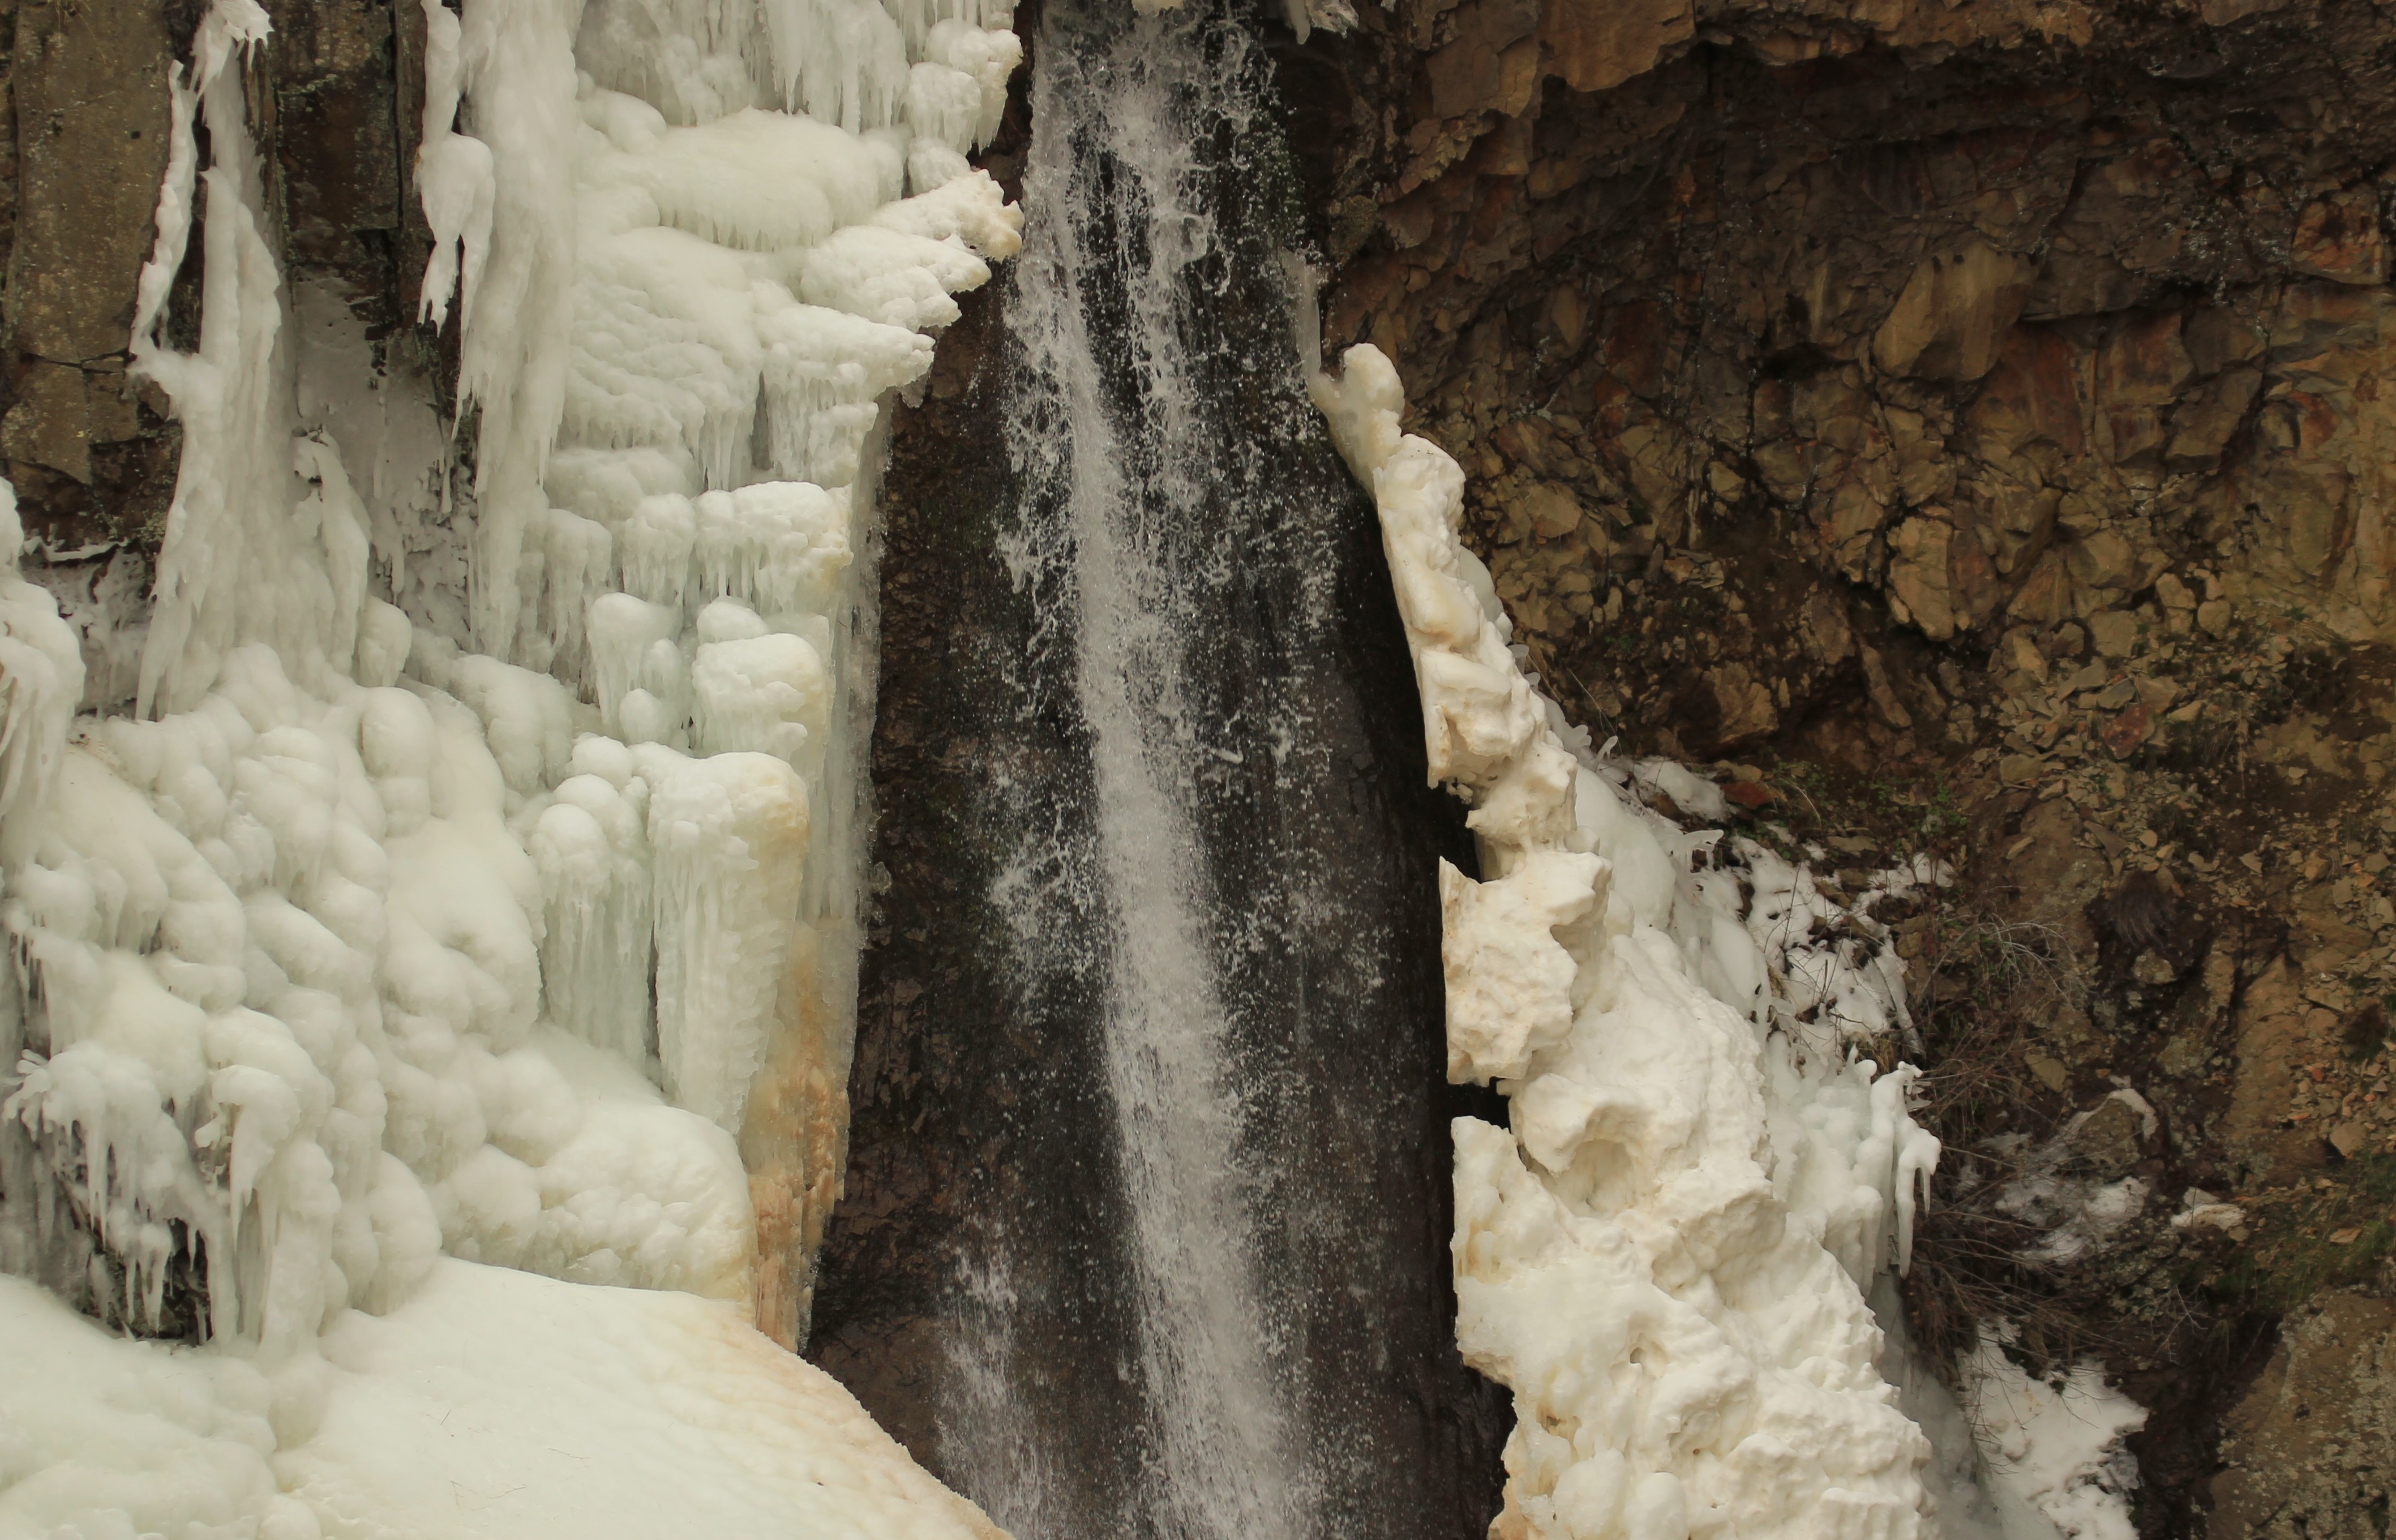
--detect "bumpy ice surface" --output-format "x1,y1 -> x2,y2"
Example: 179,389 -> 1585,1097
0,0 -> 1021,1534
1316,343 -> 1946,1540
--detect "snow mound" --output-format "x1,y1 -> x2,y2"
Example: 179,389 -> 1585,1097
0,1263 -> 1003,1540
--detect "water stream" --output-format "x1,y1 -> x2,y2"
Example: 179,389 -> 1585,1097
809,1 -> 1510,1533
1001,11 -> 1319,1532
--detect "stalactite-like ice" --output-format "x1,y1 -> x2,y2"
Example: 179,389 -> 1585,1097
0,0 -> 1019,1530
1314,344 -> 1945,1540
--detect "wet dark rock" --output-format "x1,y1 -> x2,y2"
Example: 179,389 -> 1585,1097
2100,868 -> 2181,955
2,0 -> 434,555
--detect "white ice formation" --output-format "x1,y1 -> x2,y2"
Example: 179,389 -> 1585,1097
1960,1327 -> 2148,1540
1313,344 -> 1948,1540
0,0 -> 1019,1532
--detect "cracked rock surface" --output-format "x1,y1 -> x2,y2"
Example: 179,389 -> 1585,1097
1283,0 -> 2396,1529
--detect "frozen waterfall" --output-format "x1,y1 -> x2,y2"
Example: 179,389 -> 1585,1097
0,0 -> 1018,1533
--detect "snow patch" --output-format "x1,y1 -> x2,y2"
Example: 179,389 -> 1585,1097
1963,1327 -> 2147,1540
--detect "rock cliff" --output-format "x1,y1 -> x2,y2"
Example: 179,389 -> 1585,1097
1283,0 -> 2396,1530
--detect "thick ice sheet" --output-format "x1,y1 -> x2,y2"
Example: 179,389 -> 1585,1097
0,1264 -> 1001,1540
0,1273 -> 288,1540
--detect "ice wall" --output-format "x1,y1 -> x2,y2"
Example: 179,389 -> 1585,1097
1313,345 -> 1945,1540
0,0 -> 1019,1531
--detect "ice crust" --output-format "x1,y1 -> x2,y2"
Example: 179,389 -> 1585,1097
1313,344 -> 1948,1540
1,0 -> 1018,1531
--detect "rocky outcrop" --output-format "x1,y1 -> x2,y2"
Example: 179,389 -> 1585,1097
2,0 -> 185,552
1282,0 -> 2396,1529
1307,0 -> 2396,751
2214,1292 -> 2396,1538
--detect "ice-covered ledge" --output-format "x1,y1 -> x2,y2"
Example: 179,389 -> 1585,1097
1313,343 -> 1943,1540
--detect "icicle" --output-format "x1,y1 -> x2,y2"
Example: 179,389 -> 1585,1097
451,0 -> 583,658
756,305 -> 933,487
132,3 -> 297,719
637,746 -> 809,1133
881,0 -> 1018,55
531,769 -> 654,1063
691,624 -> 829,772
292,436 -> 373,683
521,507 -> 614,696
759,0 -> 911,133
588,593 -> 682,739
620,495 -> 698,610
692,482 -> 853,617
545,446 -> 696,531
903,63 -> 985,157
609,106 -> 904,251
920,20 -> 1021,148
415,0 -> 496,330
446,655 -> 576,804
795,225 -> 988,330
576,0 -> 758,126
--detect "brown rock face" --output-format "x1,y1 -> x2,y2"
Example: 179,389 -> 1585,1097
1298,0 -> 2396,765
260,0 -> 426,327
1275,0 -> 2396,1528
2212,1293 -> 2396,1538
5,2 -> 176,368
2,0 -> 182,549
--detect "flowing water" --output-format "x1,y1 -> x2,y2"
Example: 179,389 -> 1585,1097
810,2 -> 1510,1533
